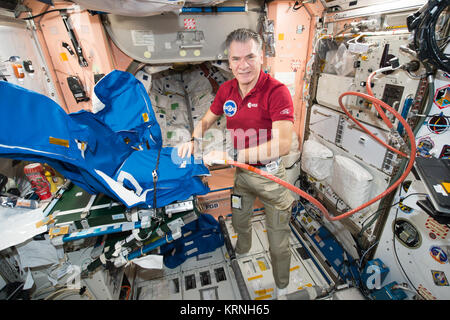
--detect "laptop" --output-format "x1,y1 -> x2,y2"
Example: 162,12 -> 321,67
414,157 -> 450,215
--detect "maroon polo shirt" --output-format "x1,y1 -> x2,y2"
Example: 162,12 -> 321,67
210,70 -> 294,156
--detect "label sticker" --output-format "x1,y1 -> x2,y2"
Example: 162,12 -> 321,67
440,144 -> 450,159
416,137 -> 434,158
434,84 -> 449,109
430,246 -> 448,264
184,18 -> 196,30
431,270 -> 449,286
265,161 -> 279,174
418,284 -> 437,300
398,201 -> 413,214
223,100 -> 237,117
131,30 -> 155,47
60,52 -> 68,62
231,194 -> 242,209
49,136 -> 69,148
425,217 -> 449,239
206,202 -> 219,210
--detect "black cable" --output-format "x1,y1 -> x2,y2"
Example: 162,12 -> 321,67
22,9 -> 68,20
293,1 -> 304,11
408,1 -> 450,72
392,207 -> 427,300
359,192 -> 428,233
391,187 -> 427,300
285,156 -> 301,170
355,190 -> 428,271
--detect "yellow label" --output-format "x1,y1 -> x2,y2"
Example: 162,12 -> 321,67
442,182 -> 450,193
35,215 -> 54,228
257,260 -> 267,271
290,265 -> 300,272
298,284 -> 313,290
255,288 -> 274,296
385,25 -> 407,29
255,294 -> 272,300
142,113 -> 149,122
278,33 -> 284,41
60,52 -> 68,61
49,225 -> 69,238
49,137 -> 69,148
248,274 -> 263,281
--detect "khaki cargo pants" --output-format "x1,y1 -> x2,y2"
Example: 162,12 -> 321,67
231,164 -> 295,289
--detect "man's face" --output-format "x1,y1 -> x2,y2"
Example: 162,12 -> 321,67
228,39 -> 263,87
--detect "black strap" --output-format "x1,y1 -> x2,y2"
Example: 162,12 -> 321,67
152,148 -> 161,209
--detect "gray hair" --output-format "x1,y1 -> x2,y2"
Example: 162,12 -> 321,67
225,28 -> 263,51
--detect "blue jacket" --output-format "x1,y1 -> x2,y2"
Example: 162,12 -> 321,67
0,70 -> 209,208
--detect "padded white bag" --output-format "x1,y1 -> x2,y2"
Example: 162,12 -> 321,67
332,155 -> 373,209
301,139 -> 333,180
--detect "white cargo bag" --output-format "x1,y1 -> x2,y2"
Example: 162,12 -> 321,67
331,155 -> 373,209
300,139 -> 333,180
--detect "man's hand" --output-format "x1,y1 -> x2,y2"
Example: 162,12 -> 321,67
177,140 -> 194,158
203,150 -> 231,166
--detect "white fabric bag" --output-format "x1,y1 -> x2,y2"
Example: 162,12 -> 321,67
301,139 -> 333,180
331,155 -> 373,209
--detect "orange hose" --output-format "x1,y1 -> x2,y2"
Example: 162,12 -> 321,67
339,88 -> 409,158
226,91 -> 416,221
227,160 -> 332,219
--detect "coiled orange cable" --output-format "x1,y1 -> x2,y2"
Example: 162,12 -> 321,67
226,91 -> 416,221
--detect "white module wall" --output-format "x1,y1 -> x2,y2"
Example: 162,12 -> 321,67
103,0 -> 261,64
373,172 -> 450,300
0,14 -> 58,102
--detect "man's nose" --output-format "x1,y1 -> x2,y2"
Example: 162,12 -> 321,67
237,58 -> 250,69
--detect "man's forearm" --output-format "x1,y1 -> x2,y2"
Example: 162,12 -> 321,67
191,120 -> 206,140
238,137 -> 291,164
236,121 -> 294,164
192,110 -> 219,139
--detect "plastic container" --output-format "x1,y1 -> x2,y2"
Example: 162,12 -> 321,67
24,163 -> 52,200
